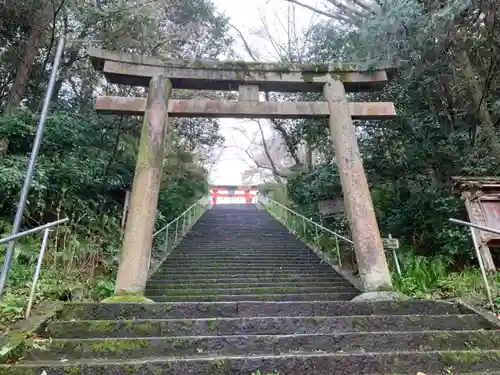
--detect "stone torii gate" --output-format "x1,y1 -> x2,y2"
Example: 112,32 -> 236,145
88,49 -> 397,296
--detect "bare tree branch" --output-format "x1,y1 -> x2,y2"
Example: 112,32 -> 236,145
324,0 -> 369,19
283,0 -> 339,19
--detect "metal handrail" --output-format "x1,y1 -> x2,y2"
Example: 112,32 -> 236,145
266,197 -> 353,244
151,197 -> 208,257
260,195 -> 353,267
153,197 -> 206,237
0,218 -> 69,245
449,217 -> 497,313
0,217 -> 70,315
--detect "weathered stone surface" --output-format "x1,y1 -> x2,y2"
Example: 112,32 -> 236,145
351,291 -> 409,302
95,97 -> 397,119
114,75 -> 172,295
145,280 -> 352,289
238,85 -> 259,101
0,300 -> 64,363
150,292 -> 358,302
145,286 -> 358,296
27,330 -> 500,361
88,48 -> 392,92
42,314 -> 491,339
59,300 -> 466,321
4,205 -> 500,375
6,350 -> 500,374
324,80 -> 393,292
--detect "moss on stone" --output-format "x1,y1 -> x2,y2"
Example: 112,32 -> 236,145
90,339 -> 150,354
132,321 -> 154,334
213,358 -> 231,374
102,294 -> 155,304
123,364 -> 137,374
92,321 -> 116,333
172,338 -> 188,348
207,319 -> 219,331
197,304 -> 209,312
440,350 -> 500,366
2,368 -> 37,375
63,367 -> 82,375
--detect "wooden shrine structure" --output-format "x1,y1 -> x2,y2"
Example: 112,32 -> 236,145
209,185 -> 258,205
88,48 -> 397,295
452,176 -> 500,270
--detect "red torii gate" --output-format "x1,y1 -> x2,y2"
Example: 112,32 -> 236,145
209,185 -> 258,205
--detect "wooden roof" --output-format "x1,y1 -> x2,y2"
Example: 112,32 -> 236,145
452,176 -> 500,190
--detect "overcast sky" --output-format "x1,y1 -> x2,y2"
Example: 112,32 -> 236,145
208,0 -> 321,186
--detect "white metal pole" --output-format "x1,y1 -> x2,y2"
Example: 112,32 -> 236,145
26,228 -> 51,318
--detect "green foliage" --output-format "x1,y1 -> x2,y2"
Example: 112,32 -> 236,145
0,102 -> 213,328
0,0 -> 233,330
391,251 -> 500,311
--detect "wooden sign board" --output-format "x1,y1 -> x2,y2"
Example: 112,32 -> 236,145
382,237 -> 400,249
318,199 -> 344,217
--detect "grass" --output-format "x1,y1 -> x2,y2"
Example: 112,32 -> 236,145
390,251 -> 500,311
268,202 -> 500,313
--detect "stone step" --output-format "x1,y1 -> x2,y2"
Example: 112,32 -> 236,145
150,272 -> 340,279
145,281 -> 353,289
145,286 -> 358,296
154,265 -> 335,272
60,301 -> 465,321
158,262 -> 330,268
43,314 -> 491,339
164,255 -> 319,260
146,292 -> 358,302
150,276 -> 347,284
27,330 -> 500,361
9,350 -> 500,374
165,251 -> 319,256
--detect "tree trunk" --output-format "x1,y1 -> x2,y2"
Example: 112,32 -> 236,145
306,141 -> 313,172
456,50 -> 500,155
5,0 -> 52,115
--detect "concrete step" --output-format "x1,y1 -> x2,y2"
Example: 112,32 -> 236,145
145,286 -> 359,296
9,350 -> 500,374
60,301 -> 466,321
43,314 -> 492,339
146,292 -> 359,302
27,330 -> 500,361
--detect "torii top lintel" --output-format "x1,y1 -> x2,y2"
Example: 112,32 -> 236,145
88,48 -> 395,93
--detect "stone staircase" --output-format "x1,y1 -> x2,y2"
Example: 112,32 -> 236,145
3,204 -> 500,374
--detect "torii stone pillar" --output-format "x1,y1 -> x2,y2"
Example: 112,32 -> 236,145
115,74 -> 172,295
323,79 -> 393,292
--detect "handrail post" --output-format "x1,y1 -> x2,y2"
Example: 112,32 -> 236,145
315,225 -> 319,249
0,35 -> 66,300
469,226 -> 495,311
175,219 -> 179,244
25,228 -> 51,318
164,225 -> 169,252
335,236 -> 342,268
